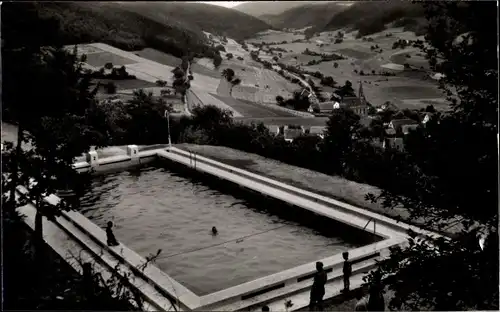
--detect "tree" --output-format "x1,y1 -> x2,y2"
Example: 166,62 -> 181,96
320,108 -> 363,175
363,2 -> 498,310
321,76 -> 335,87
181,56 -> 189,72
229,78 -> 241,96
213,54 -> 223,68
275,95 -> 284,105
2,44 -> 110,276
226,53 -> 233,60
221,68 -> 235,82
335,81 -> 356,98
156,80 -> 168,87
104,62 -> 114,70
334,62 -> 339,68
124,89 -> 170,144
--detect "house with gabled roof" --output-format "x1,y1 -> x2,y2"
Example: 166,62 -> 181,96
265,125 -> 281,136
308,101 -> 340,115
309,126 -> 327,139
283,125 -> 305,142
387,118 -> 419,134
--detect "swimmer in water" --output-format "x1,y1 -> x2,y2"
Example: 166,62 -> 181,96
212,226 -> 218,235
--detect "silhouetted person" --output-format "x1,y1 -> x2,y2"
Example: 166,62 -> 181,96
262,305 -> 270,311
106,221 -> 119,246
341,251 -> 352,293
367,272 -> 384,311
82,262 -> 94,303
309,261 -> 327,311
212,226 -> 218,235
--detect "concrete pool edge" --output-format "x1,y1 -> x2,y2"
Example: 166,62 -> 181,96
21,144 -> 445,311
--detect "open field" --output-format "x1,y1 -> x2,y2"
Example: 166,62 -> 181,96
85,51 -> 139,68
280,54 -> 322,66
209,93 -> 295,118
235,117 -> 330,127
218,60 -> 299,104
246,30 -> 304,44
390,49 -> 429,69
93,78 -> 157,91
176,144 -> 464,237
133,48 -> 222,79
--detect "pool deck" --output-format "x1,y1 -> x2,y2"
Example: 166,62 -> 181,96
16,145 -> 446,311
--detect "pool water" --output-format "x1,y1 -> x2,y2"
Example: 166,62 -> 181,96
77,166 -> 377,295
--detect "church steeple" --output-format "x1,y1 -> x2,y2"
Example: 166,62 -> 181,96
358,80 -> 366,105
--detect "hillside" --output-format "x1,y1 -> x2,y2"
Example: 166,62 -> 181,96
8,2 -> 270,61
234,1 -> 322,18
261,2 -> 345,30
113,2 -> 271,40
323,1 -> 427,36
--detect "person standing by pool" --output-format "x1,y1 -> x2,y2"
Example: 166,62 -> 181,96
341,251 -> 352,293
367,272 -> 385,311
309,261 -> 327,311
106,221 -> 119,247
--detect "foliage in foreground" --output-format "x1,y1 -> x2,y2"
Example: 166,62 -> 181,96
361,2 -> 498,310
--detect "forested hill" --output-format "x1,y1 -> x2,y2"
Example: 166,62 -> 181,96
260,2 -> 346,30
7,2 -> 271,60
233,1 -> 322,18
323,1 -> 427,36
112,2 -> 272,40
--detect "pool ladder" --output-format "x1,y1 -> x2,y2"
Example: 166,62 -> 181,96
189,152 -> 197,170
363,217 -> 377,234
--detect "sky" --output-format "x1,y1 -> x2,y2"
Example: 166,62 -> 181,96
200,1 -> 247,8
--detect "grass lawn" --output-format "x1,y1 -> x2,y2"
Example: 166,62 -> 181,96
93,78 -> 157,91
85,52 -> 138,68
175,144 -> 463,237
247,30 -> 304,44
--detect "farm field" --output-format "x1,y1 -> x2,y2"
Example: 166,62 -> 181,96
250,26 -> 445,110
85,51 -> 138,68
235,117 -> 329,127
75,43 -> 220,94
133,48 -> 222,79
280,54 -> 322,66
246,30 -> 304,44
218,60 -> 299,104
209,93 -> 295,118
